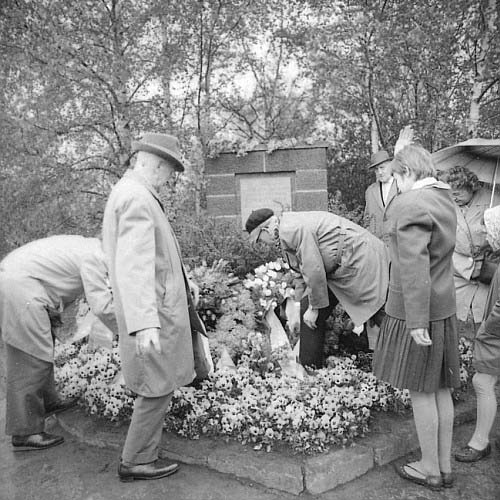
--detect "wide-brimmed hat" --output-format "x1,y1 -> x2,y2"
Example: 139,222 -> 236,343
245,208 -> 274,234
132,132 -> 185,172
368,150 -> 391,170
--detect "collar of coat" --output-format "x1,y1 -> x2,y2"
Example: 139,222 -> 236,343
411,177 -> 450,191
123,169 -> 165,211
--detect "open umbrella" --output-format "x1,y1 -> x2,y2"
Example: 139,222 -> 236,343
432,138 -> 500,207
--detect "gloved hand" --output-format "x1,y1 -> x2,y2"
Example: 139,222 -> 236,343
135,328 -> 162,355
352,324 -> 364,336
188,279 -> 200,307
285,299 -> 301,334
394,125 -> 415,155
303,305 -> 319,329
410,328 -> 432,346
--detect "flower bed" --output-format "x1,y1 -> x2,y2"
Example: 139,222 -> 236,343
54,260 -> 475,454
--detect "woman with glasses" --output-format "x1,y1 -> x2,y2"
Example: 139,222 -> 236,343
245,208 -> 389,368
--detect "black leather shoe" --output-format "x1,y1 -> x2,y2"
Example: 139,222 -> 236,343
45,397 -> 79,416
118,458 -> 179,482
12,432 -> 64,452
455,443 -> 491,462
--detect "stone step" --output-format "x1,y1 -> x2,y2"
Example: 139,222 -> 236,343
57,391 -> 477,495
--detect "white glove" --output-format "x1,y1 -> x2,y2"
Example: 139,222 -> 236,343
135,328 -> 162,355
394,125 -> 415,155
303,305 -> 319,329
188,279 -> 200,307
352,324 -> 364,335
410,328 -> 432,346
285,300 -> 301,334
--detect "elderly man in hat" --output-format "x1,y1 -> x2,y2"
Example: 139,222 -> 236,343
364,150 -> 397,239
102,132 -> 200,482
246,208 -> 389,368
0,235 -> 116,451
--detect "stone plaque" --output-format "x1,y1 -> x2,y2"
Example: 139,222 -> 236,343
238,173 -> 293,228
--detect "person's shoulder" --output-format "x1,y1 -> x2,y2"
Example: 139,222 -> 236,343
110,174 -> 151,205
391,190 -> 428,216
365,182 -> 378,195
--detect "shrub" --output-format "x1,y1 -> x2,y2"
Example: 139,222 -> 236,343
174,213 -> 279,277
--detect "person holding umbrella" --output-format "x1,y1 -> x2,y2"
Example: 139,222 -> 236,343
439,166 -> 500,338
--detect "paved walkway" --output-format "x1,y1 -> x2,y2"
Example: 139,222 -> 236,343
1,393 -> 499,500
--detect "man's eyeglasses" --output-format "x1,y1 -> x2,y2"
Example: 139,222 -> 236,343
255,226 -> 267,244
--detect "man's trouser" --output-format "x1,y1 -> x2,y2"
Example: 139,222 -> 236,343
299,289 -> 338,369
5,343 -> 59,436
121,392 -> 173,466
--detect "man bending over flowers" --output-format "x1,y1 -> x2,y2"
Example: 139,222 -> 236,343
246,209 -> 389,368
0,235 -> 117,451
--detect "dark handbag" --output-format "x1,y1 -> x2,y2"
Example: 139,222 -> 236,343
477,258 -> 498,285
186,288 -> 211,381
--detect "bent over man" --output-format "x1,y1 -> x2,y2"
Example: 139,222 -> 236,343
0,235 -> 116,451
246,209 -> 389,368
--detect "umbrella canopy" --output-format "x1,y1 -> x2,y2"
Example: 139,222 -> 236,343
432,138 -> 500,185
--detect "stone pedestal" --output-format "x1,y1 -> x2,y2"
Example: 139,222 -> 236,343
206,143 -> 329,227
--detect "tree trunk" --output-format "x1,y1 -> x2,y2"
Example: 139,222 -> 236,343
467,0 -> 498,138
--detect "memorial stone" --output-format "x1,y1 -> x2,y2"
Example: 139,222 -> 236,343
206,143 -> 329,227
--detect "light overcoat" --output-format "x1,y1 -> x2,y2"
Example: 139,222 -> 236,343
102,170 -> 195,397
453,187 -> 500,321
279,211 -> 389,326
364,181 -> 397,239
0,235 -> 115,362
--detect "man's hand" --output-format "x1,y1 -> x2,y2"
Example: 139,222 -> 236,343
303,305 -> 319,329
188,279 -> 200,308
135,328 -> 162,355
409,328 -> 432,346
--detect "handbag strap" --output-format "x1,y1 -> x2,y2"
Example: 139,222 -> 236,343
458,206 -> 478,258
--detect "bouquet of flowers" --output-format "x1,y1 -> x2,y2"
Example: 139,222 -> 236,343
188,259 -> 239,330
243,259 -> 296,319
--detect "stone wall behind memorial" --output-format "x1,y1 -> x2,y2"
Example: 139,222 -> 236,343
206,143 -> 329,228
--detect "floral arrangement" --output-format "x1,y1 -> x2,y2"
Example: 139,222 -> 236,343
53,260 -> 477,454
243,259 -> 296,318
54,340 -> 134,421
165,335 -> 411,454
188,259 -> 240,331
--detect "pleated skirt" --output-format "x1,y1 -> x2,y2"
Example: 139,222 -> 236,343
373,315 -> 461,392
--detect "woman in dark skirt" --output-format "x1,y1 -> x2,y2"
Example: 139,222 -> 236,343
373,144 -> 461,491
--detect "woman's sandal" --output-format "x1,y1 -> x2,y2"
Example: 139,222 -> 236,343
394,463 -> 443,491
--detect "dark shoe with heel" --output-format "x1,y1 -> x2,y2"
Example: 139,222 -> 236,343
455,443 -> 491,463
12,432 -> 64,451
395,463 -> 443,491
118,458 -> 179,482
441,471 -> 454,488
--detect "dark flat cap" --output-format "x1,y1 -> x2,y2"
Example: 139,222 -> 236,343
245,208 -> 274,233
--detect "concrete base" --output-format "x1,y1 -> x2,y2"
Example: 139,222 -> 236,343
57,391 -> 477,496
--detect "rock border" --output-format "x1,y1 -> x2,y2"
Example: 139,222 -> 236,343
58,394 -> 476,495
